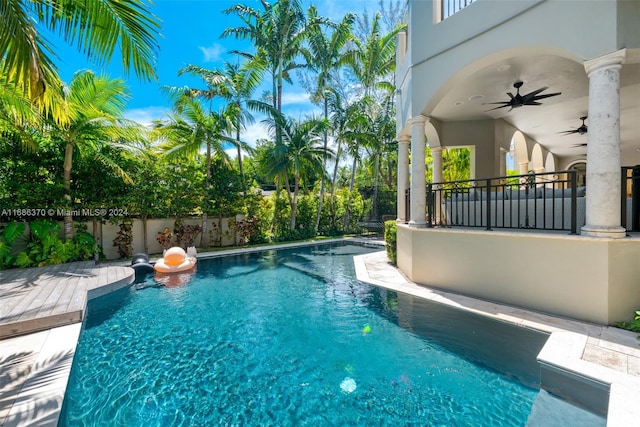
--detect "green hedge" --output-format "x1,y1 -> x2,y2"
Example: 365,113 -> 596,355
384,220 -> 397,265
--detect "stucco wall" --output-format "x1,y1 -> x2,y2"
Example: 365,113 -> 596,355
397,224 -> 640,324
440,120 -> 495,178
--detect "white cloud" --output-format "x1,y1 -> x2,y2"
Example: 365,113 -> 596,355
199,43 -> 225,62
240,122 -> 271,146
124,106 -> 170,127
281,91 -> 311,106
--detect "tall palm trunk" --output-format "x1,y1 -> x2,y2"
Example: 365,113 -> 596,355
314,95 -> 328,232
291,176 -> 299,230
201,142 -> 212,247
142,216 -> 148,253
372,152 -> 380,219
343,153 -> 358,231
63,140 -> 74,239
330,139 -> 342,228
236,117 -> 245,190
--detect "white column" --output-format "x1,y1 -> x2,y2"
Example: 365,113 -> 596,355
431,146 -> 444,225
431,146 -> 443,184
409,115 -> 428,227
499,147 -> 508,177
397,134 -> 411,223
582,49 -> 626,239
518,161 -> 529,175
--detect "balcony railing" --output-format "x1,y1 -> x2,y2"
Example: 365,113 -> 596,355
441,0 -> 477,20
403,168 -> 640,234
427,170 -> 579,233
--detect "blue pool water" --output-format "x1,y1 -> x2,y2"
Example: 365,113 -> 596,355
60,243 -> 599,426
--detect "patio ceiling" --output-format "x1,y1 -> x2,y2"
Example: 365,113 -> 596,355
429,53 -> 640,163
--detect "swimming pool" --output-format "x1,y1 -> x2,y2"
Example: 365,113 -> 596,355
59,243 -> 603,426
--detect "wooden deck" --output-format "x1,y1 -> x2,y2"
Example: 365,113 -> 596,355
0,262 -> 134,340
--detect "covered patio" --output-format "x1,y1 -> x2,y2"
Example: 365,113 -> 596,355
394,0 -> 640,324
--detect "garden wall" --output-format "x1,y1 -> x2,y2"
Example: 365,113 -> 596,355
3,215 -> 246,261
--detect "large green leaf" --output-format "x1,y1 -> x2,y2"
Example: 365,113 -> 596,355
1,222 -> 26,245
15,252 -> 34,268
29,220 -> 59,242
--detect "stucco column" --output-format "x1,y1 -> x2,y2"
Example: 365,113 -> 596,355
431,146 -> 443,224
397,134 -> 411,223
431,146 -> 443,184
582,49 -> 626,239
499,147 -> 508,176
409,115 -> 428,227
518,161 -> 529,175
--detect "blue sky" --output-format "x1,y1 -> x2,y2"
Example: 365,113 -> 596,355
54,0 -> 375,144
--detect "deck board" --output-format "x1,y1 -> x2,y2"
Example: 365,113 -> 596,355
0,262 -> 134,340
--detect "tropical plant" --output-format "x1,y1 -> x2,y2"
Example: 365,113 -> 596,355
223,0 -> 312,150
15,220 -> 94,267
263,114 -> 329,230
178,58 -> 264,187
0,222 -> 26,269
0,0 -> 160,122
112,218 -> 133,259
154,95 -> 234,246
302,6 -> 355,231
156,228 -> 173,250
48,70 -> 146,239
384,219 -> 397,265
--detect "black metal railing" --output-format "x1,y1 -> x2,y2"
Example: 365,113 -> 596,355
405,189 -> 410,223
424,170 -> 579,233
441,0 -> 476,20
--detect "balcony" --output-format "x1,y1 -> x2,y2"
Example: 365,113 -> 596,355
440,0 -> 476,20
404,168 -> 640,235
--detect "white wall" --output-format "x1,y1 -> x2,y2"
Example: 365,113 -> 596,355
397,225 -> 640,325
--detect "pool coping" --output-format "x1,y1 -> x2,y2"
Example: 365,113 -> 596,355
353,250 -> 640,426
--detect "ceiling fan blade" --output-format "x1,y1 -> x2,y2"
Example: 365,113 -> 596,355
507,92 -> 515,99
531,92 -> 561,101
524,101 -> 542,106
484,104 -> 512,112
559,130 -> 579,135
522,87 -> 548,100
482,101 -> 510,105
572,143 -> 588,147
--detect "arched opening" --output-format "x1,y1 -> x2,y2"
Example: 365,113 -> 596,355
566,160 -> 587,187
530,144 -> 544,173
545,152 -> 556,173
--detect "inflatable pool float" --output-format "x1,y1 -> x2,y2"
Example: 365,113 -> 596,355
154,246 -> 197,273
131,253 -> 154,283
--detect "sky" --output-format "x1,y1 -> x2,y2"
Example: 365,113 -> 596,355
53,0 -> 377,146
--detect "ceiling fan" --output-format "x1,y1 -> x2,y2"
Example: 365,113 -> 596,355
560,116 -> 588,136
483,81 -> 561,111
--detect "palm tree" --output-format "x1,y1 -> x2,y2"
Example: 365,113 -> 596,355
223,0 -> 312,147
302,6 -> 355,231
0,0 -> 161,120
0,77 -> 42,152
49,70 -> 146,239
344,13 -> 404,97
178,57 -> 265,187
263,113 -> 329,230
340,13 -> 404,227
154,95 -> 235,246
